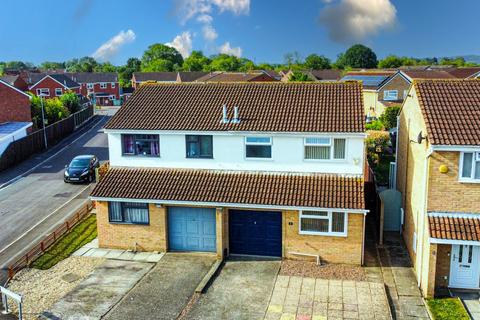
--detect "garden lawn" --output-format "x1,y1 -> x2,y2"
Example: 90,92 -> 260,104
32,214 -> 97,270
426,298 -> 470,320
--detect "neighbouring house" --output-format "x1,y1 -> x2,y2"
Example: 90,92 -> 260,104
131,72 -> 178,88
0,79 -> 33,155
67,72 -> 120,106
29,74 -> 80,99
444,67 -> 480,79
0,75 -> 29,91
90,82 -> 368,264
396,79 -> 480,297
120,87 -> 134,102
194,71 -> 278,82
281,70 -> 342,82
177,71 -> 209,82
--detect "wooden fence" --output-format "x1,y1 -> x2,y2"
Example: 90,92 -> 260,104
0,105 -> 94,172
7,201 -> 93,280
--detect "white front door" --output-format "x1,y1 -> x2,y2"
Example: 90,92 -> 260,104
449,245 -> 480,289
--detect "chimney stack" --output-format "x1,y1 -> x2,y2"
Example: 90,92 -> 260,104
232,106 -> 240,124
222,104 -> 229,123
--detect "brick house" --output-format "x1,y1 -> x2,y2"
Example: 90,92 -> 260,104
396,79 -> 480,297
29,74 -> 80,99
0,75 -> 29,91
91,82 -> 368,264
0,79 -> 32,123
67,72 -> 120,106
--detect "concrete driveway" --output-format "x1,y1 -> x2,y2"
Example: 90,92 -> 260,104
104,253 -> 216,320
186,256 -> 281,320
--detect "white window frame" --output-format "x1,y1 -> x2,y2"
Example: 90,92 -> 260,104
299,210 -> 348,237
245,136 -> 273,160
87,83 -> 94,89
36,88 -> 50,96
303,137 -> 347,161
383,90 -> 398,101
111,82 -> 116,88
459,151 -> 480,183
55,88 -> 63,96
100,82 -> 107,89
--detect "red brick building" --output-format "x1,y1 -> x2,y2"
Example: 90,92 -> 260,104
0,75 -> 29,91
67,73 -> 120,106
29,74 -> 80,99
0,79 -> 32,123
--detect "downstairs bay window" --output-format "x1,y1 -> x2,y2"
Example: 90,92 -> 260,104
108,202 -> 149,225
299,210 -> 347,236
460,152 -> 480,182
122,134 -> 160,157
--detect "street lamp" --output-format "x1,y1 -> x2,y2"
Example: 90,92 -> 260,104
38,93 -> 48,149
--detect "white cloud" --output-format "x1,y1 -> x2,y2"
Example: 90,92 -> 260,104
202,24 -> 218,41
166,31 -> 193,58
319,0 -> 397,43
210,0 -> 249,15
92,29 -> 136,61
197,14 -> 213,23
218,42 -> 242,57
175,0 -> 250,22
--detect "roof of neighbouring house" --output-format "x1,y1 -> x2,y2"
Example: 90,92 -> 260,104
33,74 -> 80,89
444,67 -> 480,79
133,72 -> 178,82
429,214 -> 480,241
91,167 -> 365,210
66,72 -> 118,83
401,69 -> 456,81
177,71 -> 209,82
414,79 -> 480,145
104,82 -> 365,133
309,70 -> 343,81
194,72 -> 274,82
0,75 -> 20,85
0,122 -> 32,139
341,72 -> 394,90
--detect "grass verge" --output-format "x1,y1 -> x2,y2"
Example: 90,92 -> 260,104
426,298 -> 470,320
31,214 -> 97,270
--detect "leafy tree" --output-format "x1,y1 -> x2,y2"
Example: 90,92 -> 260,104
365,119 -> 385,131
40,61 -> 65,71
283,51 -> 303,69
304,54 -> 331,70
60,91 -> 81,113
65,56 -> 98,72
182,51 -> 211,71
338,44 -> 378,69
288,71 -> 312,82
257,63 -> 275,70
30,94 -> 70,128
379,105 -> 401,130
208,54 -> 242,71
94,62 -> 117,72
118,57 -> 142,87
4,61 -> 35,70
378,55 -> 404,68
238,58 -> 256,72
141,43 -> 183,71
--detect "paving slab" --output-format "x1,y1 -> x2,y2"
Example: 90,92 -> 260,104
104,253 -> 216,320
187,256 -> 281,320
43,260 -> 153,320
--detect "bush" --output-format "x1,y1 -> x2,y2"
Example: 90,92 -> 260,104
288,71 -> 313,82
30,94 -> 70,128
365,130 -> 390,165
379,105 -> 401,130
366,120 -> 384,131
60,91 -> 81,113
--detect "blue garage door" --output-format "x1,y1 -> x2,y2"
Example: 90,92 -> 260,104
168,207 -> 216,252
229,210 -> 282,257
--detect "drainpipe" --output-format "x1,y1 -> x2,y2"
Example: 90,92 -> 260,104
361,212 -> 367,265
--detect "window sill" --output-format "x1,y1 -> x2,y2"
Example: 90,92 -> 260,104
122,154 -> 160,158
245,157 -> 274,161
303,159 -> 348,163
458,178 -> 480,184
299,231 -> 347,237
185,157 -> 214,159
108,221 -> 150,226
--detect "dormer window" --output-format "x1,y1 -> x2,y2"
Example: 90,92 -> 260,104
304,138 -> 346,160
460,152 -> 480,182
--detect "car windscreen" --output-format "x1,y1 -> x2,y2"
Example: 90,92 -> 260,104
69,158 -> 90,168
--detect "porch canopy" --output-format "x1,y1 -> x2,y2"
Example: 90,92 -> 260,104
428,212 -> 480,244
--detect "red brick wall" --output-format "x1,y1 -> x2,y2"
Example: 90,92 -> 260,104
29,77 -> 80,99
79,82 -> 120,100
0,82 -> 32,123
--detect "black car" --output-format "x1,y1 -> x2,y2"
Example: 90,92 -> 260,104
64,155 -> 99,183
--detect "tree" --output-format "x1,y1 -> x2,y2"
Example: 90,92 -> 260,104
257,63 -> 275,70
238,58 -> 256,72
338,44 -> 378,69
65,56 -> 98,72
94,62 -> 117,72
141,44 -> 183,72
304,54 -> 331,70
208,54 -> 242,71
60,91 -> 81,113
378,55 -> 404,68
118,57 -> 142,87
30,94 -> 70,128
40,61 -> 65,71
182,51 -> 210,71
288,71 -> 312,82
379,105 -> 401,130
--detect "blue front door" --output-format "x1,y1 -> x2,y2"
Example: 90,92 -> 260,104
229,210 -> 282,257
168,207 -> 216,252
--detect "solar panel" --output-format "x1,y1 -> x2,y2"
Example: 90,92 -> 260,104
341,75 -> 389,87
0,122 -> 31,138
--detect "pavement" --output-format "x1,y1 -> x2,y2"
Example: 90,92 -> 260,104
42,259 -> 153,320
265,277 -> 392,320
186,256 -> 281,320
0,111 -> 113,286
104,253 -> 216,320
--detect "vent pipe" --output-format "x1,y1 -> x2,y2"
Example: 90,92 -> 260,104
222,104 -> 229,123
232,106 -> 240,124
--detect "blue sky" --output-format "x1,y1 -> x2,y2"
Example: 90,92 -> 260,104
1,0 -> 479,65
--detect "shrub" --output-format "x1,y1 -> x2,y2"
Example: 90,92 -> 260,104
366,120 -> 384,131
365,130 -> 390,165
379,105 -> 401,130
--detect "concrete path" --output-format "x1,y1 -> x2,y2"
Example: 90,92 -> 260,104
73,238 -> 164,263
43,260 -> 152,320
104,253 -> 216,320
186,257 -> 281,320
265,277 -> 392,320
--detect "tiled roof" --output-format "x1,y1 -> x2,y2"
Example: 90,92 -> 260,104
104,82 -> 365,133
309,70 -> 342,81
402,70 -> 456,80
133,72 -> 178,82
194,72 -> 272,82
415,80 -> 480,145
0,75 -> 19,85
91,168 -> 365,210
445,67 -> 480,79
429,215 -> 480,241
66,72 -> 118,83
48,74 -> 80,88
177,72 -> 208,82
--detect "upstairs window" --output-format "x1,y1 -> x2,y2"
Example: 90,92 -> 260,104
55,88 -> 63,96
245,137 -> 272,159
304,138 -> 346,160
460,152 -> 480,181
109,202 -> 149,225
100,83 -> 107,89
111,82 -> 116,88
383,90 -> 398,101
122,134 -> 159,156
186,135 -> 213,158
87,83 -> 94,89
36,88 -> 50,96
299,211 -> 347,236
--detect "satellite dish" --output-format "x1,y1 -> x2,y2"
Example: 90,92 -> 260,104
417,131 -> 426,144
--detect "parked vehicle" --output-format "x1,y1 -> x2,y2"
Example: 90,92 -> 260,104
64,155 -> 99,183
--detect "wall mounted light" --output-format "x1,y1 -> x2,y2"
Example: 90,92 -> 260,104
439,165 -> 449,174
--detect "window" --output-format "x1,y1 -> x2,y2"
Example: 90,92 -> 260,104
186,135 -> 213,158
122,134 -> 160,156
299,211 -> 347,236
100,82 -> 107,89
109,202 -> 149,224
245,137 -> 272,159
460,152 -> 480,181
383,90 -> 398,101
36,88 -> 50,96
111,82 -> 116,88
55,88 -> 63,96
304,138 -> 346,160
87,83 -> 94,89
109,95 -> 116,100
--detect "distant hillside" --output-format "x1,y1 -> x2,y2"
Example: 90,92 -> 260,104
453,55 -> 480,64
